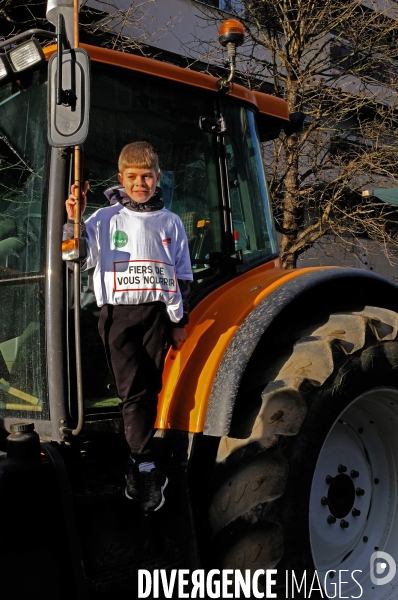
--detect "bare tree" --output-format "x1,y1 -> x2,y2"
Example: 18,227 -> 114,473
0,0 -> 48,37
187,0 -> 398,269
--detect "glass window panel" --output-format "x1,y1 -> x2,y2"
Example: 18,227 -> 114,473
0,71 -> 48,420
0,282 -> 47,419
0,71 -> 48,276
222,102 -> 278,268
84,64 -> 223,276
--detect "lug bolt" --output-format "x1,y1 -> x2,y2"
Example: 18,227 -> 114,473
321,496 -> 329,506
356,488 -> 365,496
352,508 -> 361,517
327,515 -> 336,524
340,520 -> 349,528
338,464 -> 347,473
326,475 -> 335,484
350,470 -> 359,478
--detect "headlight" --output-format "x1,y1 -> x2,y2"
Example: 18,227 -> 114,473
7,39 -> 45,73
0,54 -> 12,82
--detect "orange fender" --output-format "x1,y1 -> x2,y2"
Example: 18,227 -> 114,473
156,259 -> 326,432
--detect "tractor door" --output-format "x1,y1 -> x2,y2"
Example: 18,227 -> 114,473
69,63 -> 228,422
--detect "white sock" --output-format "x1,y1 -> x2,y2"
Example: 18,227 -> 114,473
138,461 -> 155,473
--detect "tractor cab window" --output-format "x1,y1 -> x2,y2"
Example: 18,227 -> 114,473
222,102 -> 278,268
83,64 -> 223,285
0,71 -> 48,421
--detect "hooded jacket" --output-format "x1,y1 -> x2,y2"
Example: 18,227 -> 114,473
63,186 -> 191,326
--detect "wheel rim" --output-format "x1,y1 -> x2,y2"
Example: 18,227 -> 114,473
309,387 -> 398,599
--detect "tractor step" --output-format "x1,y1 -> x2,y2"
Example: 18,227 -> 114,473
63,432 -> 201,595
68,457 -> 126,504
42,433 -> 200,598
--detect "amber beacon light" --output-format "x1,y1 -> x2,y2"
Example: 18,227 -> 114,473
218,19 -> 245,89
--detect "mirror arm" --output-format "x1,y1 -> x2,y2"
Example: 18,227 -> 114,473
56,14 -> 74,106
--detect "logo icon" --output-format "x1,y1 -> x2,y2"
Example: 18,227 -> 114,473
162,238 -> 171,246
370,551 -> 396,586
113,230 -> 128,248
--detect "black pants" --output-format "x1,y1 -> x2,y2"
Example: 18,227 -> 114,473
98,302 -> 170,459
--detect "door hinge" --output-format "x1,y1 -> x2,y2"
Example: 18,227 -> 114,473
199,116 -> 226,134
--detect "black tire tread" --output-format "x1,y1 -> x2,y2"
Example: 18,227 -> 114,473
216,307 -> 398,461
207,306 -> 398,572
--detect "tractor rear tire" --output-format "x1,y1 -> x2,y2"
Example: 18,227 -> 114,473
206,307 -> 398,599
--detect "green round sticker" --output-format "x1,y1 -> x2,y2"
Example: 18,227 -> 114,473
113,230 -> 128,248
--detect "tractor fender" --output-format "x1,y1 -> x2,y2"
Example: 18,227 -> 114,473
203,267 -> 398,436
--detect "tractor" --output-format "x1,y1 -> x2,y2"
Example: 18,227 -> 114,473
0,5 -> 397,599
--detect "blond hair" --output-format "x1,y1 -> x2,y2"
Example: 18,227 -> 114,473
118,141 -> 159,173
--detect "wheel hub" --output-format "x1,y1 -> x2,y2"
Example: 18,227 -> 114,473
327,473 -> 355,518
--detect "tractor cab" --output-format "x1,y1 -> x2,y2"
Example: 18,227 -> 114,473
0,38 -> 288,443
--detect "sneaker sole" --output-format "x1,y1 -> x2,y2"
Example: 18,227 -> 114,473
153,476 -> 169,512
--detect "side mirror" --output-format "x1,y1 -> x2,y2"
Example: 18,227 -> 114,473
47,48 -> 90,147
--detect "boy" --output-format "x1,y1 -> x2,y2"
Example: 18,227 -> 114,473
64,142 -> 192,515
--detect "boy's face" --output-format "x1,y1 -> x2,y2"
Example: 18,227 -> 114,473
118,166 -> 160,204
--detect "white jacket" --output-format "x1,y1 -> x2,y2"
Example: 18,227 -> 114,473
84,204 -> 193,323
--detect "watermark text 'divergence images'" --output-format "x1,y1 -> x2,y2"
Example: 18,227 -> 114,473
138,552 -> 397,598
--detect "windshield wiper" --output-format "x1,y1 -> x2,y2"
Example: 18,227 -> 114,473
0,127 -> 33,173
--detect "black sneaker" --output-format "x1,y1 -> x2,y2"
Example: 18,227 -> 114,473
139,468 -> 168,515
125,458 -> 140,501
